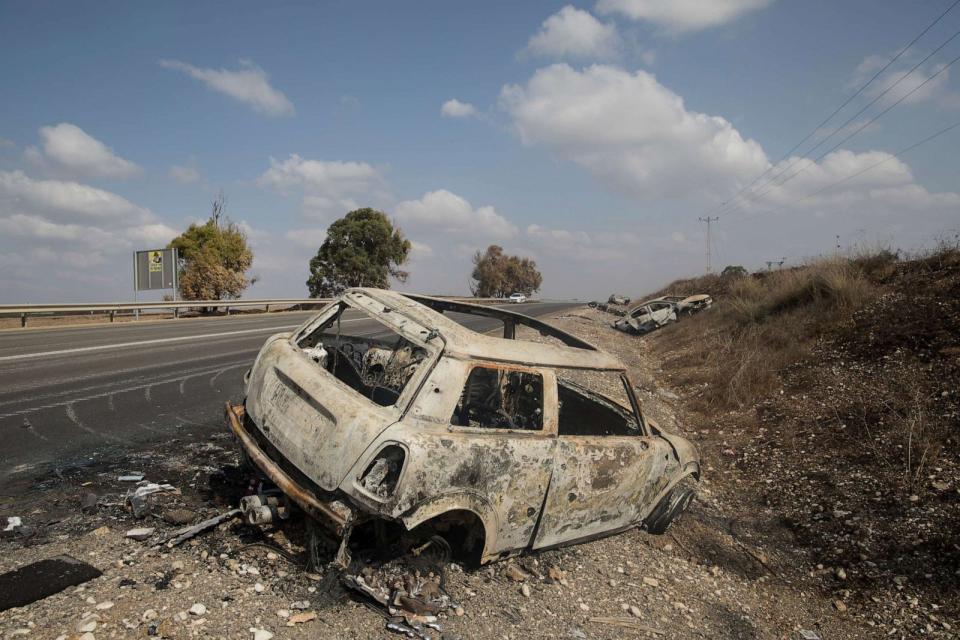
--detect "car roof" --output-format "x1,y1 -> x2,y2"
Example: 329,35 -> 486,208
347,288 -> 626,371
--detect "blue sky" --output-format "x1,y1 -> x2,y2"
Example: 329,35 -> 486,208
1,0 -> 958,302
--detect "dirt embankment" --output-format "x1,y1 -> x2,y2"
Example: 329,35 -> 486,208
643,248 -> 960,639
2,256 -> 957,639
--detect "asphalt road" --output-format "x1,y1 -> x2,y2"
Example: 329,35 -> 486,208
0,301 -> 576,486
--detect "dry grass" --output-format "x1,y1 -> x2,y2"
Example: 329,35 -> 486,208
652,256 -> 880,409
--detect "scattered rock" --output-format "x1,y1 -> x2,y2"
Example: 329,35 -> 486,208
95,601 -> 114,610
521,583 -> 532,597
251,628 -> 274,640
163,509 -> 197,525
125,527 -> 155,541
76,614 -> 98,633
80,493 -> 98,514
833,599 -> 847,612
287,612 -> 316,626
505,564 -> 529,582
642,577 -> 660,588
189,603 -> 207,616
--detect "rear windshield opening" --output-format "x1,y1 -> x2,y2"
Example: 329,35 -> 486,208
556,369 -> 639,436
297,303 -> 428,407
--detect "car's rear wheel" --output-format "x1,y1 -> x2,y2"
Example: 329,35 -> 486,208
644,477 -> 696,534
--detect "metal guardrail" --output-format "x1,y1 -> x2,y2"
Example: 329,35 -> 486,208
0,296 -> 513,327
0,298 -> 328,327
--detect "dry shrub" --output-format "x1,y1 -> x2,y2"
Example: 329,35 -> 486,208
653,256 -> 883,409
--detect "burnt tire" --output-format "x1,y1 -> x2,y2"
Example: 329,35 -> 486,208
644,478 -> 696,535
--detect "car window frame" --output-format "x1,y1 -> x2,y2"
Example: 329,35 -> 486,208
447,361 -> 557,437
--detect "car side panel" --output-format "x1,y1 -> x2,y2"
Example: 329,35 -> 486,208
532,436 -> 676,549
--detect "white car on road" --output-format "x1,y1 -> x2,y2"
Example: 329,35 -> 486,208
508,293 -> 527,303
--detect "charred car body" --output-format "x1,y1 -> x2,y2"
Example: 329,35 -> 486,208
657,294 -> 713,315
612,300 -> 678,335
228,289 -> 698,564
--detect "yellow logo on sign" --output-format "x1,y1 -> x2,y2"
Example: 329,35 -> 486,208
149,250 -> 163,273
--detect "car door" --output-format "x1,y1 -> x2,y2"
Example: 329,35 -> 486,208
394,359 -> 559,557
631,305 -> 655,331
532,375 -> 663,549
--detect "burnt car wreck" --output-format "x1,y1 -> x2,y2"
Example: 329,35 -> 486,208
227,289 -> 699,566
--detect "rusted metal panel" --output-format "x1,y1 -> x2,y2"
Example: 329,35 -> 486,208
225,402 -> 354,537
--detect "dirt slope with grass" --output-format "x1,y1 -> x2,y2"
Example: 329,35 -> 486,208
645,248 -> 960,638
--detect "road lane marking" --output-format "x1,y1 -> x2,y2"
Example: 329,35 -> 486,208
0,361 -> 251,419
0,323 -> 307,363
0,317 -> 374,363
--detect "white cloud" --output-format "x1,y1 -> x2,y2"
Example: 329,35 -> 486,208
500,64 -> 768,201
740,149 -> 960,216
851,54 -> 953,107
0,170 -> 175,245
395,190 -> 517,239
596,0 -> 771,33
258,154 -> 382,196
159,59 -> 294,117
409,240 -> 434,258
0,170 -> 153,224
37,123 -> 141,179
257,154 -> 385,221
441,99 -> 477,118
169,158 -> 201,183
284,227 -> 327,249
526,6 -> 621,59
0,167 -> 185,300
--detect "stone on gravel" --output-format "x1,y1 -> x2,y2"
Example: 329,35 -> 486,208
287,612 -> 316,625
521,583 -> 532,597
189,603 -> 207,616
125,527 -> 154,541
505,564 -> 529,582
163,509 -> 197,525
643,577 -> 660,587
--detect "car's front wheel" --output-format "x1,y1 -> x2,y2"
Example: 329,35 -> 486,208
644,477 -> 696,534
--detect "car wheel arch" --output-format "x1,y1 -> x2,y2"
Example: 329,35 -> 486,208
400,492 -> 500,562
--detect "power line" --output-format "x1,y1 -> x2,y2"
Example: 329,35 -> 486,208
701,0 -> 960,219
716,26 -> 960,217
721,49 -> 960,217
748,118 -> 960,219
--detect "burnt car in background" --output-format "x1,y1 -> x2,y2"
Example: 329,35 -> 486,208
658,294 -> 713,315
612,300 -> 678,335
227,289 -> 699,564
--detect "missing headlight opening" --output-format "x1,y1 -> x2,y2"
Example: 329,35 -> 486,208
359,445 -> 405,498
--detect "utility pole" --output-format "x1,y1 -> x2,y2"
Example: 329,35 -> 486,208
698,216 -> 719,273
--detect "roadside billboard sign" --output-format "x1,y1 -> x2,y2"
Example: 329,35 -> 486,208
134,248 -> 178,292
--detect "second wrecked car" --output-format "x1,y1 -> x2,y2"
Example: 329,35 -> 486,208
228,289 -> 699,564
612,300 -> 678,335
